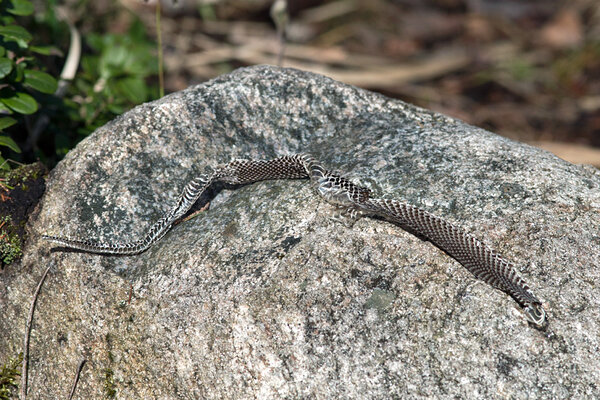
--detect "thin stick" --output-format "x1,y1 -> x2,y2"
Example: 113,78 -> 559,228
270,0 -> 288,67
20,265 -> 51,400
67,358 -> 87,400
276,27 -> 286,67
156,0 -> 165,98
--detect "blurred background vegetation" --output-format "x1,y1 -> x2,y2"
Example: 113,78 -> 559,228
0,0 -> 599,169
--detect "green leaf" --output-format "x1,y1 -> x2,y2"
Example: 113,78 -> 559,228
0,117 -> 17,130
0,102 -> 12,114
100,46 -> 128,79
0,57 -> 13,78
107,102 -> 124,115
24,70 -> 58,94
6,0 -> 34,16
0,25 -> 32,48
0,135 -> 21,153
29,45 -> 60,56
116,77 -> 146,104
14,62 -> 25,82
0,15 -> 16,25
0,91 -> 38,114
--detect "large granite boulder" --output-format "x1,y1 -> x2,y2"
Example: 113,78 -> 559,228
1,66 -> 599,398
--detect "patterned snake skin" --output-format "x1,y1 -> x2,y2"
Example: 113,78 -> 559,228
43,154 -> 546,326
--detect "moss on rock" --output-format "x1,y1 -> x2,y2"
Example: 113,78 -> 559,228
0,162 -> 46,267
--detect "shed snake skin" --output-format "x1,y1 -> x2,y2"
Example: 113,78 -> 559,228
43,154 -> 546,326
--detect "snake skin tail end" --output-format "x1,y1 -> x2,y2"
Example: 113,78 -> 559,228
42,234 -> 57,242
523,303 -> 547,327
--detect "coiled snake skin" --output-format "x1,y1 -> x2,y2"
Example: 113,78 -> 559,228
43,154 -> 546,326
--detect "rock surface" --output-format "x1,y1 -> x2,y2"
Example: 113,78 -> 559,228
1,65 -> 599,399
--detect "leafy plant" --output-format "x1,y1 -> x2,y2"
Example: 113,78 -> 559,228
37,5 -> 160,162
0,0 -> 58,169
66,19 -> 159,138
0,0 -> 160,167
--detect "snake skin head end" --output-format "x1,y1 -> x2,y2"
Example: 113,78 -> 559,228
524,303 -> 546,327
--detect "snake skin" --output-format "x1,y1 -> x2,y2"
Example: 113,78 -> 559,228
43,154 -> 546,326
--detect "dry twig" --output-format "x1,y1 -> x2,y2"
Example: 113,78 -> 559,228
20,266 -> 51,400
67,358 -> 87,400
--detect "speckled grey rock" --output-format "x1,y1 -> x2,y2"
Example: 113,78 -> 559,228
1,66 -> 599,399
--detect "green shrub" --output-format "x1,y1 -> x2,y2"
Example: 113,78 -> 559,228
0,0 -> 58,169
66,20 -> 159,138
0,0 -> 159,168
